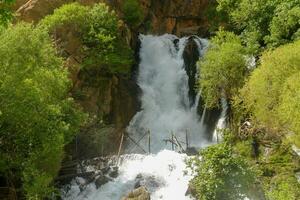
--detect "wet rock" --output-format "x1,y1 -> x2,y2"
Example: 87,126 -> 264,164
101,166 -> 110,174
95,175 -> 110,189
134,174 -> 165,192
185,147 -> 198,156
183,37 -> 200,105
109,166 -> 119,178
185,183 -> 197,197
122,186 -> 150,200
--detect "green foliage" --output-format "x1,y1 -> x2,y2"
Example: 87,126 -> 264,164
217,0 -> 300,52
239,40 -> 300,140
203,1 -> 231,33
278,72 -> 300,147
0,23 -> 85,199
0,0 -> 15,26
122,0 -> 143,27
265,1 -> 300,47
266,175 -> 300,200
198,30 -> 248,108
39,3 -> 133,74
188,141 -> 256,200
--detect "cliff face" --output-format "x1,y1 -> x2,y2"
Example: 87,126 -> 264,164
15,0 -> 212,36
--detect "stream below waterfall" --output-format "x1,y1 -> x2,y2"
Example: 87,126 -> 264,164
62,34 -> 226,200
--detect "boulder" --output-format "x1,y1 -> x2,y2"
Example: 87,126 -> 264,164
122,187 -> 150,200
95,175 -> 110,189
109,166 -> 119,178
185,147 -> 198,156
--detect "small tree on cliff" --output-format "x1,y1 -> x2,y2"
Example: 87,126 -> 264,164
122,0 -> 144,27
198,30 -> 248,108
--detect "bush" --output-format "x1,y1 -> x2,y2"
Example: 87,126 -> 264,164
122,0 -> 144,27
188,141 -> 256,200
0,23 -> 85,199
198,30 -> 248,108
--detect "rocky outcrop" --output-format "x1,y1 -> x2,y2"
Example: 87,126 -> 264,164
183,37 -> 200,105
15,0 -> 213,37
144,0 -> 211,36
122,187 -> 151,200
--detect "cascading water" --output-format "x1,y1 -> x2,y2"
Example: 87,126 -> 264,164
126,34 -> 209,153
62,34 -> 222,200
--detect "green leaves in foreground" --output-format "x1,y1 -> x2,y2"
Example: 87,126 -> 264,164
188,141 -> 256,200
0,23 -> 85,199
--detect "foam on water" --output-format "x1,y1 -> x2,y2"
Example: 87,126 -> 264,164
62,150 -> 194,200
126,34 -> 209,153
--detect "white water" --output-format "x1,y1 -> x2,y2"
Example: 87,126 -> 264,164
62,34 -> 222,200
213,97 -> 228,143
127,34 -> 209,153
63,150 -> 193,200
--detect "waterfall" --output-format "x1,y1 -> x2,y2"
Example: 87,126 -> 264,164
126,34 -> 209,153
212,97 -> 228,143
62,34 -> 225,200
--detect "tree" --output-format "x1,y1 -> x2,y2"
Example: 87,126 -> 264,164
0,23 -> 85,199
265,2 -> 300,47
240,40 -> 300,132
122,0 -> 144,27
188,141 -> 256,200
198,30 -> 248,108
217,0 -> 300,52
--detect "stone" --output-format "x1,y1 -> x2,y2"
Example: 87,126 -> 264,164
95,175 -> 110,189
122,187 -> 150,200
185,147 -> 198,156
109,166 -> 119,178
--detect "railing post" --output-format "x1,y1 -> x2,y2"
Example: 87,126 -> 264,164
117,133 -> 124,166
186,129 -> 189,150
148,130 -> 151,154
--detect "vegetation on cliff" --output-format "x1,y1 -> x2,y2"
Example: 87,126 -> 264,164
122,0 -> 144,28
39,3 -> 133,74
199,30 -> 248,108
